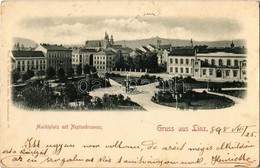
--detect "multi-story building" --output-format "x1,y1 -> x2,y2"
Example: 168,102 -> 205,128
72,48 -> 96,72
35,44 -> 72,72
168,49 -> 196,77
167,48 -> 247,82
195,52 -> 246,81
93,50 -> 116,72
10,50 -> 47,73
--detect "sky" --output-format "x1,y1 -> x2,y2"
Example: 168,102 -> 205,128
15,16 -> 244,45
5,1 -> 252,45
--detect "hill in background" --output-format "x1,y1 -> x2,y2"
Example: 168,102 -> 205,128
12,37 -> 38,48
115,37 -> 246,49
12,37 -> 246,49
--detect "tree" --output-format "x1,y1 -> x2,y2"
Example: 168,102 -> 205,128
125,56 -> 134,69
67,67 -> 74,77
145,51 -> 158,72
83,64 -> 91,75
83,92 -> 93,107
90,66 -> 97,73
22,73 -> 30,82
36,70 -> 45,77
115,55 -> 125,69
133,55 -> 143,70
11,70 -> 21,83
16,43 -> 20,51
46,66 -> 56,79
57,67 -> 65,80
20,84 -> 55,109
65,83 -> 78,102
21,44 -> 25,51
76,64 -> 82,76
26,69 -> 34,79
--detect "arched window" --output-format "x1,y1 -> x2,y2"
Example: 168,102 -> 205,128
205,59 -> 208,66
186,59 -> 189,65
219,59 -> 223,66
170,58 -> 173,64
227,59 -> 231,66
175,58 -> 178,64
180,59 -> 183,64
211,59 -> 215,66
234,60 -> 238,66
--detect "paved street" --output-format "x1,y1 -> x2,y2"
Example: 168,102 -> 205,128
89,79 -> 246,112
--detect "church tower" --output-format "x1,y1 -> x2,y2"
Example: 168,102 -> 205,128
104,31 -> 109,49
110,35 -> 114,45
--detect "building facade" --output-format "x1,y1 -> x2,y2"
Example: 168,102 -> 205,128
167,49 -> 247,82
93,50 -> 116,71
11,50 -> 47,73
35,44 -> 72,72
72,48 -> 96,72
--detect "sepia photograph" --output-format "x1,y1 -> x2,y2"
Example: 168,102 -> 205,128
10,10 -> 247,111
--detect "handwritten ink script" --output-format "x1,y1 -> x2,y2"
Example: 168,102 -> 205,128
1,124 -> 258,167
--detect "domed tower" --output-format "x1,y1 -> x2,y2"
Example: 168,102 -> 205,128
230,41 -> 235,49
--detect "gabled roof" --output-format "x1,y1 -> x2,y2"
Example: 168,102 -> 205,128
12,51 -> 45,58
40,44 -> 70,51
147,44 -> 156,48
72,48 -> 97,54
80,49 -> 97,53
135,48 -> 143,53
159,44 -> 172,50
169,49 -> 196,56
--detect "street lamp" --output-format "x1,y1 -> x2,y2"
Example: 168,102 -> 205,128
126,72 -> 130,93
175,94 -> 178,110
207,79 -> 210,91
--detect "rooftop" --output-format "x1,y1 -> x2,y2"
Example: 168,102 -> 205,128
12,50 -> 45,58
40,44 -> 71,51
72,48 -> 97,54
197,52 -> 246,57
169,49 -> 196,56
121,47 -> 133,53
85,40 -> 103,47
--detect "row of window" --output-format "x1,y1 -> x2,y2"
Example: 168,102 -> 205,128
17,60 -> 46,65
202,69 -> 239,77
96,66 -> 106,70
48,60 -> 70,64
203,59 -> 242,67
169,67 -> 191,74
48,53 -> 70,59
94,56 -> 113,60
169,58 -> 246,67
169,58 -> 194,65
94,61 -> 106,65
